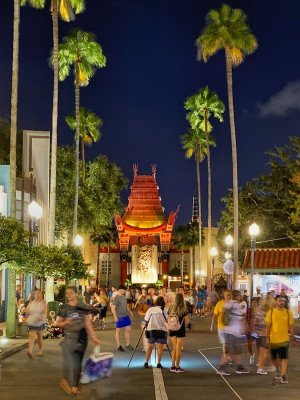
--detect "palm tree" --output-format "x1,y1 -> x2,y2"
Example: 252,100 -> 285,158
90,226 -> 118,288
196,4 -> 257,287
171,225 -> 190,283
65,107 -> 103,180
184,86 -> 224,290
186,221 -> 200,285
181,128 -> 211,281
57,29 -> 106,240
23,1 -> 85,247
7,0 -> 21,339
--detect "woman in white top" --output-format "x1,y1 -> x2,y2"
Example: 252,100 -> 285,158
144,296 -> 168,368
26,289 -> 46,357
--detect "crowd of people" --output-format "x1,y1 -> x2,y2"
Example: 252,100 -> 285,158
16,283 -> 298,394
212,287 -> 297,385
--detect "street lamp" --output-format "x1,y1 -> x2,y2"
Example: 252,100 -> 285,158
209,247 -> 218,291
249,223 -> 259,300
74,234 -> 83,246
225,234 -> 233,288
28,200 -> 43,291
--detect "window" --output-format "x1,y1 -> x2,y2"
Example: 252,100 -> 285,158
101,260 -> 112,274
175,260 -> 188,273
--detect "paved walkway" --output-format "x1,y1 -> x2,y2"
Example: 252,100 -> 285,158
0,313 -> 300,399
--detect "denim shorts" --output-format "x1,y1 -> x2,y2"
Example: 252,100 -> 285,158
116,316 -> 131,328
146,330 -> 167,344
27,323 -> 45,332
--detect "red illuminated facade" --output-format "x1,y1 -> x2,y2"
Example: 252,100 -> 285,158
115,164 -> 178,284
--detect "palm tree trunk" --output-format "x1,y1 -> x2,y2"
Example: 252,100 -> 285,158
45,1 -> 59,305
9,0 -> 19,220
96,243 -> 100,287
48,1 -> 59,247
205,111 -> 212,292
72,63 -> 80,239
7,0 -> 20,339
225,48 -> 239,288
195,154 -> 202,285
106,245 -> 110,290
181,249 -> 184,284
81,136 -> 86,181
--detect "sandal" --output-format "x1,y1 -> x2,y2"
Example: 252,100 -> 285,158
71,387 -> 80,395
59,379 -> 72,395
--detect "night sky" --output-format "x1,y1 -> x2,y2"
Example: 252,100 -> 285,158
1,0 -> 300,226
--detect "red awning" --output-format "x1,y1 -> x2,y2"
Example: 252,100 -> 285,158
243,248 -> 300,272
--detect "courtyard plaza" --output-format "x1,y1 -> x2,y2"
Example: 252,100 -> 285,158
0,312 -> 299,400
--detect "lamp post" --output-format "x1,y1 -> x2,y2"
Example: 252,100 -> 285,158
209,247 -> 218,291
225,234 -> 233,288
28,201 -> 43,291
249,223 -> 259,300
74,234 -> 83,247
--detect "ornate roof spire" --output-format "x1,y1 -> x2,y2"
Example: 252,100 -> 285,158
151,164 -> 157,179
133,163 -> 138,177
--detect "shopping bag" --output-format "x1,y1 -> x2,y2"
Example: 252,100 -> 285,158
80,346 -> 114,384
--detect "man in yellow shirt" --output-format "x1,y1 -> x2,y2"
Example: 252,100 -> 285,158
211,289 -> 232,375
265,295 -> 296,384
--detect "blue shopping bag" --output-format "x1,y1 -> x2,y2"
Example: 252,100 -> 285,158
80,346 -> 114,384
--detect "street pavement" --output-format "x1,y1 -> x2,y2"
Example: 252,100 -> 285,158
0,313 -> 300,400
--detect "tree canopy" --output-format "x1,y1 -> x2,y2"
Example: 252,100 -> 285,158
218,137 -> 300,261
55,146 -> 127,237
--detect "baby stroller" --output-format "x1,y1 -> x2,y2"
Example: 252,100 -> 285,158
91,305 -> 106,331
43,310 -> 64,339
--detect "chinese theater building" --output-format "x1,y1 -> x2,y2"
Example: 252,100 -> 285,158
114,164 -> 178,285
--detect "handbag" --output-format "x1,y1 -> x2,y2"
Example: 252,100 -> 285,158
80,346 -> 114,384
138,302 -> 149,316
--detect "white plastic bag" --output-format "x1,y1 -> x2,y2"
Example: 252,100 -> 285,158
80,347 -> 114,384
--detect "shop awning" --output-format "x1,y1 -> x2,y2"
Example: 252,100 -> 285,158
242,248 -> 300,274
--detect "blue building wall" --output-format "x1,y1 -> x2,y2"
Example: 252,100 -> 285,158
0,165 -> 10,216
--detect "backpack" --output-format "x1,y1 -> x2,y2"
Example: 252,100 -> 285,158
167,313 -> 184,331
222,308 -> 232,326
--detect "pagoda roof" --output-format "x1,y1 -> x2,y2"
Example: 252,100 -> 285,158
122,165 -> 166,230
115,164 -> 179,250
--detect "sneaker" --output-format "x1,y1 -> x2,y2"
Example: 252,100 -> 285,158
280,375 -> 288,384
125,344 -> 134,351
217,366 -> 231,376
117,346 -> 125,352
275,372 -> 281,380
170,366 -> 177,373
236,366 -> 250,374
175,367 -> 185,373
156,363 -> 163,368
227,359 -> 234,367
249,355 -> 255,365
144,362 -> 149,368
257,368 -> 268,375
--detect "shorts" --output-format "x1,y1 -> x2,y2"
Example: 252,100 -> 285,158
270,343 -> 289,360
146,330 -> 167,344
218,328 -> 226,345
197,302 -> 204,309
256,336 -> 268,349
27,323 -> 45,332
225,333 -> 246,355
116,315 -> 131,328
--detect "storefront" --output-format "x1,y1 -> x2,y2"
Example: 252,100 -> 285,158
243,248 -> 300,317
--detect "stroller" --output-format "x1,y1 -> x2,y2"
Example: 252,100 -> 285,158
91,305 -> 106,331
43,310 -> 64,339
